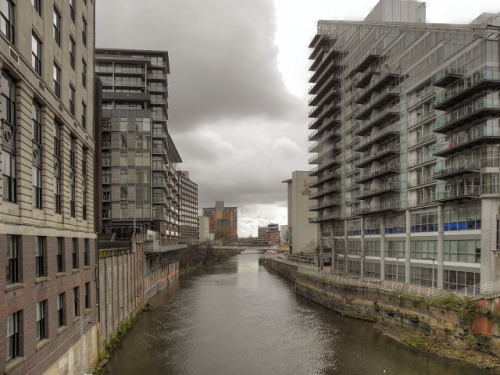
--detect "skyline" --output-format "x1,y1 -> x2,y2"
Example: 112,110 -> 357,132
96,0 -> 499,237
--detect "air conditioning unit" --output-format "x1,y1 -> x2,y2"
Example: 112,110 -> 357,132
9,47 -> 19,64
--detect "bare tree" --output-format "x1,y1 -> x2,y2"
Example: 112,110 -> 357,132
305,239 -> 323,271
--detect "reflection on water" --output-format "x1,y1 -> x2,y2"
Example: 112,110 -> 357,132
104,249 -> 491,375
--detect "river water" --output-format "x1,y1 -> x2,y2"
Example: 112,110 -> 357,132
103,249 -> 492,375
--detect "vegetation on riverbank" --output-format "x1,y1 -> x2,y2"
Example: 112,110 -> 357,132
179,244 -> 241,276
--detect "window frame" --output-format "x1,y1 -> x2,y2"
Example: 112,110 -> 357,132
53,6 -> 61,45
1,0 -> 15,42
31,32 -> 42,75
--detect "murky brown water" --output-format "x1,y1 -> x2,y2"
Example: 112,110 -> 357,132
104,249 -> 493,375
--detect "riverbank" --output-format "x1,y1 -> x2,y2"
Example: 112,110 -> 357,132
261,253 -> 500,371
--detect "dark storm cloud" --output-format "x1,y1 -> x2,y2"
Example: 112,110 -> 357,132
97,0 -> 303,131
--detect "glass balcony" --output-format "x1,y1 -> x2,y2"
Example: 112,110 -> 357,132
355,105 -> 399,136
433,124 -> 500,157
309,212 -> 343,223
355,143 -> 400,168
407,132 -> 436,149
434,185 -> 480,202
433,160 -> 480,179
407,153 -> 436,169
355,181 -> 400,199
432,67 -> 463,87
359,200 -> 401,215
407,175 -> 434,189
355,124 -> 400,153
407,87 -> 436,109
355,162 -> 400,184
434,96 -> 500,133
310,170 -> 342,188
354,66 -> 379,89
434,67 -> 500,110
310,183 -> 342,199
309,197 -> 343,211
354,49 -> 381,73
407,111 -> 436,129
354,86 -> 400,120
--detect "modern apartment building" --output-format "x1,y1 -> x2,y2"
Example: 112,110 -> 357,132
308,0 -> 500,290
0,1 -> 98,374
95,48 -> 183,246
178,170 -> 199,244
203,200 -> 238,236
283,171 -> 318,254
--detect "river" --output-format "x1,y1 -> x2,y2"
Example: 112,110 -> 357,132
103,248 -> 492,375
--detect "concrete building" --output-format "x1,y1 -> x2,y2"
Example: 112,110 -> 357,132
308,0 -> 500,290
178,171 -> 199,244
258,226 -> 268,246
203,200 -> 238,236
283,171 -> 318,254
95,48 -> 183,246
198,216 -> 214,243
0,1 -> 98,374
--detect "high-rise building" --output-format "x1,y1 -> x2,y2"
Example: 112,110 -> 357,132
0,1 -> 98,374
203,200 -> 238,236
283,171 -> 318,254
308,0 -> 500,290
178,171 -> 199,244
95,48 -> 183,247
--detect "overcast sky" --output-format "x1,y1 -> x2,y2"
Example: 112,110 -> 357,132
96,0 -> 499,237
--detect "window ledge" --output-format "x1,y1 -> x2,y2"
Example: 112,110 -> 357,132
72,269 -> 80,274
6,283 -> 25,292
36,338 -> 51,351
35,276 -> 49,284
57,326 -> 68,335
56,272 -> 67,278
5,357 -> 26,374
84,266 -> 91,270
73,315 -> 82,323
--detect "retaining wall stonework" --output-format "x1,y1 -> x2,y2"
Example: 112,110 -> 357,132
262,257 -> 500,357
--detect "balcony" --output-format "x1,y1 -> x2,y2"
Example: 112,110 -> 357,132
355,124 -> 400,153
354,67 -> 379,89
354,49 -> 381,73
310,183 -> 342,199
434,96 -> 500,133
309,71 -> 341,95
308,35 -> 329,60
310,85 -> 341,108
407,154 -> 436,169
434,67 -> 500,110
407,175 -> 434,189
408,194 -> 435,208
309,197 -> 342,211
433,124 -> 500,157
355,143 -> 400,168
354,86 -> 400,120
358,200 -> 401,215
355,105 -> 399,136
407,111 -> 436,129
308,130 -> 336,152
434,185 -> 480,203
308,98 -> 341,119
407,132 -> 436,149
355,163 -> 400,184
309,143 -> 342,164
407,87 -> 436,109
309,212 -> 343,223
433,160 -> 480,180
356,181 -> 400,199
309,170 -> 342,187
432,67 -> 464,87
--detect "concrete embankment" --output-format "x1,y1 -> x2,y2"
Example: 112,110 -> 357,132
260,254 -> 500,370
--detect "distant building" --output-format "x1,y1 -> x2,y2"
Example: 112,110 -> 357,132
203,200 -> 238,236
199,216 -> 214,243
283,171 -> 318,254
258,224 -> 281,246
178,171 -> 199,244
281,225 -> 289,245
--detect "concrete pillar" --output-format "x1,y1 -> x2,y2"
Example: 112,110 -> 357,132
360,216 -> 365,278
405,209 -> 411,283
437,203 -> 444,288
380,215 -> 386,280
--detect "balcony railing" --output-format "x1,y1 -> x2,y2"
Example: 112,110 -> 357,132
434,96 -> 500,133
433,124 -> 500,156
434,67 -> 500,110
356,181 -> 400,199
407,153 -> 436,169
355,124 -> 400,152
358,200 -> 401,214
407,87 -> 436,109
434,185 -> 481,202
407,175 -> 434,189
407,111 -> 436,129
432,67 -> 464,87
433,160 -> 480,179
355,143 -> 400,168
408,132 -> 437,149
355,162 -> 400,183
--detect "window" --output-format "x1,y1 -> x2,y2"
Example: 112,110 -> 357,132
69,85 -> 75,115
73,287 -> 80,317
57,237 -> 64,272
6,310 -> 21,361
82,16 -> 87,46
2,70 -> 17,203
82,102 -> 87,128
72,238 -> 79,269
69,36 -> 76,69
84,238 -> 89,266
32,101 -> 43,208
32,33 -> 42,75
6,235 -> 20,283
32,0 -> 41,14
36,300 -> 47,341
53,7 -> 61,45
82,59 -> 87,88
82,147 -> 87,219
54,122 -> 62,213
69,0 -> 75,21
53,63 -> 61,97
1,0 -> 14,42
70,137 -> 76,217
85,282 -> 90,309
57,293 -> 66,327
35,237 -> 46,277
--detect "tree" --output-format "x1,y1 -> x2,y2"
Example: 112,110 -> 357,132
305,239 -> 323,271
214,228 -> 237,245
